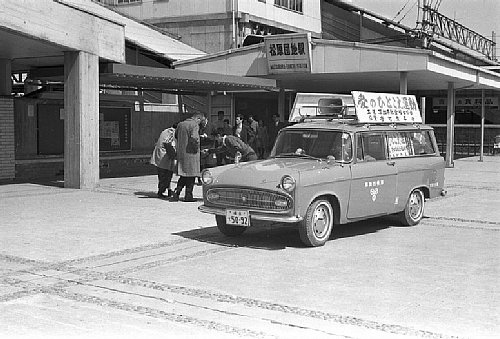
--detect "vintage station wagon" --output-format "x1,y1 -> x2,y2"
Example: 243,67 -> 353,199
199,92 -> 446,247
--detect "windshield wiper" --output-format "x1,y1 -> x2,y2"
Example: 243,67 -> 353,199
276,153 -> 324,162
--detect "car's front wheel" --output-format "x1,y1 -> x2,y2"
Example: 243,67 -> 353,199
216,215 -> 247,236
299,198 -> 334,247
399,188 -> 425,226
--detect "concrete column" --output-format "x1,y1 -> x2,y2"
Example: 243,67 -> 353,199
420,97 -> 426,124
0,59 -> 12,95
278,88 -> 286,121
479,89 -> 485,162
64,51 -> 100,189
0,59 -> 15,181
399,72 -> 408,95
445,82 -> 455,168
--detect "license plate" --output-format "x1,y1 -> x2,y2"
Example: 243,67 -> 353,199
226,209 -> 250,227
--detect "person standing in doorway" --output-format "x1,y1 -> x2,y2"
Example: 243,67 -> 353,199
233,114 -> 253,144
255,119 -> 269,159
150,124 -> 177,199
171,113 -> 203,202
268,114 -> 285,152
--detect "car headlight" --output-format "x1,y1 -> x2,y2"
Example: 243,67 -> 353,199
280,175 -> 296,192
201,169 -> 213,185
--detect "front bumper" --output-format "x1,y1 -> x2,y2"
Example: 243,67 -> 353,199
198,205 -> 303,223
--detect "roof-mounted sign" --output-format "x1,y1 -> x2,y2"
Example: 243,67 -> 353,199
264,33 -> 312,75
351,91 -> 422,124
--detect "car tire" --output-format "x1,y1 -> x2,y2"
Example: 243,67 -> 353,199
216,215 -> 247,236
299,198 -> 334,247
399,188 -> 425,226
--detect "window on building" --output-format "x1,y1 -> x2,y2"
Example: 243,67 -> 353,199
117,0 -> 141,4
274,0 -> 303,13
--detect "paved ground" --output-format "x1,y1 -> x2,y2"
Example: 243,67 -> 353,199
0,156 -> 499,338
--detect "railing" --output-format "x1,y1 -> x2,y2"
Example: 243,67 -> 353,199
431,125 -> 500,156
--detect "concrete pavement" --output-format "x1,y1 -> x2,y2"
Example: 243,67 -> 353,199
1,155 -> 499,338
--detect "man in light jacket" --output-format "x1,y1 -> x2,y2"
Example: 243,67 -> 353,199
150,124 -> 177,199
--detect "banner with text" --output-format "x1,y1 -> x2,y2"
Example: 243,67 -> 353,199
351,91 -> 422,123
264,33 -> 312,74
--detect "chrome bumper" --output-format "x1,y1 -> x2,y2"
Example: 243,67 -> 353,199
198,205 -> 303,223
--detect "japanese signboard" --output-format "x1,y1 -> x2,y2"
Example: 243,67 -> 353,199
264,33 -> 312,74
432,97 -> 498,107
351,91 -> 422,123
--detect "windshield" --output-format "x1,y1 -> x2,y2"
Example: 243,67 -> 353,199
271,130 -> 352,162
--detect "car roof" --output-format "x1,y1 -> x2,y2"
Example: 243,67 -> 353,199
283,120 -> 433,133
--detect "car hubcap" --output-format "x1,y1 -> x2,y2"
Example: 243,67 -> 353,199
409,191 -> 423,221
312,203 -> 331,238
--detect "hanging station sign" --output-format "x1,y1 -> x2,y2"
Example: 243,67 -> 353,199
264,33 -> 312,74
351,91 -> 422,123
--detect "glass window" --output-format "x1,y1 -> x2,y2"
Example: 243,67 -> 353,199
358,133 -> 387,161
274,0 -> 303,13
272,130 -> 352,162
410,131 -> 436,155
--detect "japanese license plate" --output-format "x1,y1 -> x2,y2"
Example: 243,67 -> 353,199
226,209 -> 250,227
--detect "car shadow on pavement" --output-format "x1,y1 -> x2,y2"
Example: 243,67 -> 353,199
173,224 -> 304,250
332,215 -> 408,240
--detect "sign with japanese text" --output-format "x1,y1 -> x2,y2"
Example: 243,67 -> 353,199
264,33 -> 312,74
351,91 -> 422,123
432,97 -> 498,107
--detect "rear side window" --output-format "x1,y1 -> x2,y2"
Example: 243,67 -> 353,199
387,131 -> 436,158
357,133 -> 387,161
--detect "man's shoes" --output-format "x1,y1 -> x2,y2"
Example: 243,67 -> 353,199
167,189 -> 173,197
170,191 -> 180,202
184,193 -> 196,202
157,192 -> 167,199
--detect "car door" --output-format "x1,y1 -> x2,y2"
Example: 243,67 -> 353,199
347,132 -> 397,219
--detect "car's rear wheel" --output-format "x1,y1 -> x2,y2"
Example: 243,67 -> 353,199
399,188 -> 425,226
216,215 -> 247,236
299,199 -> 334,247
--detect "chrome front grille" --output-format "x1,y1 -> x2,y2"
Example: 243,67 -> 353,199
206,187 -> 292,211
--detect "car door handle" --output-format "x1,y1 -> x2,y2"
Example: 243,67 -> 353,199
387,161 -> 395,166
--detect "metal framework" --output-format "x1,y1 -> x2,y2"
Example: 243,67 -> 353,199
420,5 -> 496,61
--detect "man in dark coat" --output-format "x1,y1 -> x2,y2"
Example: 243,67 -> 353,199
233,114 -> 254,145
211,134 -> 258,163
267,114 -> 286,152
171,113 -> 203,202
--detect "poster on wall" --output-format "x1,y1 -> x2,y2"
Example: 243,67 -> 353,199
99,107 -> 131,151
264,33 -> 312,74
351,91 -> 422,123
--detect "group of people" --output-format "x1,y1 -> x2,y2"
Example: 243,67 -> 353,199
150,111 -> 286,202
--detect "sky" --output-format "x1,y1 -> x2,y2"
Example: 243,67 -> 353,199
351,0 -> 499,40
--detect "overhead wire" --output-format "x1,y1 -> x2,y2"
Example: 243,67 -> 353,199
398,1 -> 418,24
392,0 -> 411,21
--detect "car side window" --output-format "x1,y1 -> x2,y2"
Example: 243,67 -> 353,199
358,133 -> 387,161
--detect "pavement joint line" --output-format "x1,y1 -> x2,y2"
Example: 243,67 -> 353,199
45,288 -> 271,338
425,216 -> 500,227
104,277 -> 460,339
79,280 -> 353,339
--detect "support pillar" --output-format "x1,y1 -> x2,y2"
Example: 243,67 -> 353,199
479,89 -> 485,162
63,51 -> 100,189
420,97 -> 426,124
0,59 -> 15,181
278,88 -> 286,122
399,72 -> 408,95
445,82 -> 455,168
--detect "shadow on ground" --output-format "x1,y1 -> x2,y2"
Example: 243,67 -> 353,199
174,215 -> 407,250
